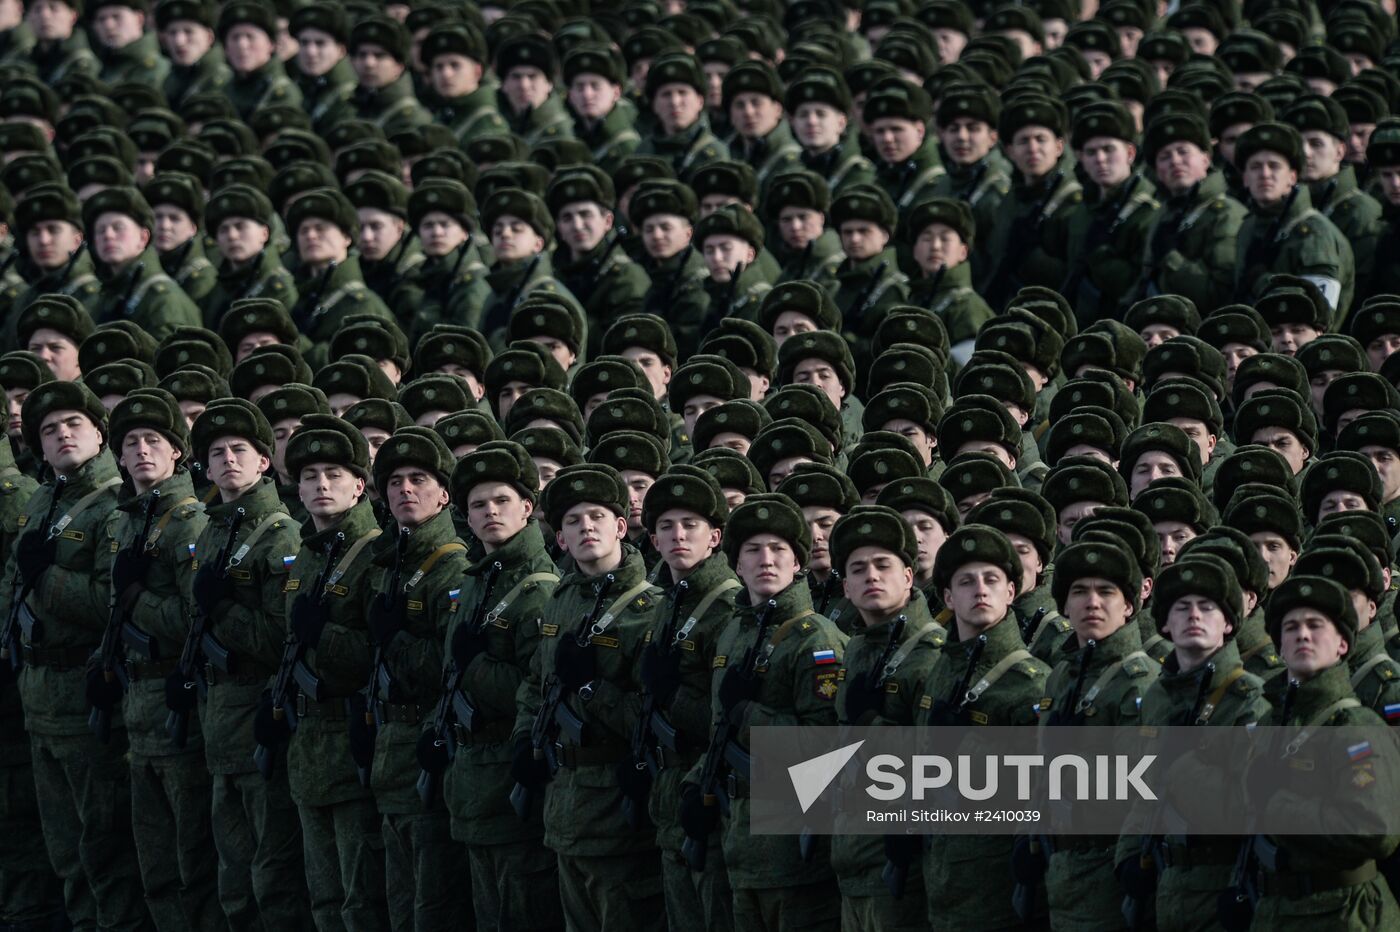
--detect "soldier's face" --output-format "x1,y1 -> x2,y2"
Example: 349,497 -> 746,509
526,336 -> 574,373
496,381 -> 531,422
152,205 -> 197,254
418,212 -> 469,258
802,506 -> 840,577
1165,594 -> 1230,656
490,216 -> 544,262
1366,334 -> 1400,371
430,52 -> 482,97
1008,126 -> 1063,181
386,467 -> 448,528
1181,27 -> 1217,55
38,410 -> 102,473
1349,123 -> 1378,163
640,214 -> 691,261
0,0 -> 20,28
1138,324 -> 1179,349
1308,368 -> 1343,416
234,332 -> 280,362
1008,533 -> 1041,595
777,206 -> 824,250
6,388 -> 26,439
844,546 -> 914,620
901,510 -> 944,581
161,20 -> 214,65
792,103 -> 846,152
652,509 -> 720,576
296,28 -> 345,77
1165,417 -> 1215,464
352,43 -> 404,89
503,66 -> 551,112
26,328 -> 80,382
1269,322 -> 1319,356
557,202 -> 612,256
768,456 -> 814,491
736,533 -> 799,599
216,217 -> 271,265
620,469 -> 654,533
870,118 -> 925,164
357,209 -> 404,261
792,359 -> 845,410
92,4 -> 143,47
653,85 -> 705,135
297,218 -> 352,269
771,310 -> 817,346
701,62 -> 728,109
706,431 -> 749,455
1153,140 -> 1212,195
177,400 -> 205,431
88,212 -> 146,267
943,562 -> 1015,633
913,223 -> 967,274
356,427 -> 389,464
883,419 -> 934,466
223,23 -> 275,74
1375,167 -> 1400,206
838,220 -> 888,262
1221,343 -> 1258,387
1155,520 -> 1197,566
1079,136 -> 1135,189
270,416 -> 300,480
26,220 -> 83,270
730,92 -> 783,141
1065,576 -> 1132,646
568,74 -> 621,120
1360,445 -> 1400,503
681,394 -> 722,439
1251,426 -> 1309,475
1128,450 -> 1184,499
932,27 -> 968,62
557,503 -> 626,567
125,431 -> 186,492
299,463 -> 366,525
1279,609 -> 1348,679
326,393 -> 360,418
701,235 -> 754,282
1317,490 -> 1371,521
1249,531 -> 1296,589
938,117 -> 996,166
466,481 -> 532,550
1056,501 -> 1102,546
27,0 -> 77,40
1243,152 -> 1297,207
1300,130 -> 1346,182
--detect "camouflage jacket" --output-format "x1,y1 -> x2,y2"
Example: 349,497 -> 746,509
204,246 -> 299,331
478,253 -> 580,353
389,241 -> 490,347
96,31 -> 168,86
641,246 -> 711,360
437,85 -> 509,148
29,33 -> 99,85
1134,170 -> 1246,315
573,104 -> 642,177
290,254 -> 394,370
92,247 -> 201,342
1310,167 -> 1383,300
978,168 -> 1083,310
930,155 -> 1012,281
351,73 -> 432,137
1063,174 -> 1160,325
162,47 -> 231,108
801,139 -> 877,197
1236,185 -> 1354,323
295,59 -> 356,133
906,260 -> 995,348
4,248 -> 102,349
160,236 -> 217,306
554,232 -> 650,360
729,120 -> 803,194
226,59 -> 301,121
0,448 -> 38,762
773,230 -> 844,293
499,92 -> 575,148
635,117 -> 729,180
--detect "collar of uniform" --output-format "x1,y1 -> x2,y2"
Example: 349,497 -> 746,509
876,137 -> 937,179
55,446 -> 119,496
1348,619 -> 1388,671
441,83 -> 494,114
943,609 -> 1026,657
735,575 -> 817,625
911,255 -> 972,295
217,245 -> 272,283
97,244 -> 160,287
206,475 -> 282,521
801,138 -> 845,173
465,517 -> 548,575
657,551 -> 738,608
357,71 -> 415,107
838,245 -> 898,282
297,251 -> 364,291
1234,606 -> 1272,655
1281,660 -> 1352,724
1159,638 -> 1244,693
160,236 -> 198,278
487,251 -> 549,291
117,467 -> 195,514
1059,616 -> 1144,674
370,504 -> 457,567
553,231 -> 615,274
559,540 -> 648,593
96,29 -> 157,66
301,495 -> 377,546
855,587 -> 936,643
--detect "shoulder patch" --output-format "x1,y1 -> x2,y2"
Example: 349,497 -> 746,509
1124,656 -> 1153,678
814,669 -> 838,699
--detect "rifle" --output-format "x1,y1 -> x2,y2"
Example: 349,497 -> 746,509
815,570 -> 841,617
165,506 -> 244,748
0,477 -> 65,687
1042,639 -> 1097,728
1018,607 -> 1047,648
416,559 -> 503,807
89,490 -> 159,743
621,579 -> 690,829
510,572 -> 617,820
925,634 -> 989,726
843,260 -> 889,327
681,597 -> 778,872
254,531 -> 345,779
356,527 -> 409,789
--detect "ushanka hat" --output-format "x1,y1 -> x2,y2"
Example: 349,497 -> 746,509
642,464 -> 728,530
543,463 -> 629,529
722,492 -> 811,566
830,504 -> 919,572
932,523 -> 1021,595
284,412 -> 371,481
453,440 -> 540,504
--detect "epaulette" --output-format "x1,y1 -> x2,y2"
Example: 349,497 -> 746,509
1123,655 -> 1154,678
1014,658 -> 1048,678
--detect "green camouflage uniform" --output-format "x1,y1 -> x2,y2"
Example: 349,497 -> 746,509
500,93 -> 575,148
29,33 -> 100,85
436,86 -> 509,148
290,255 -> 394,370
6,451 -> 148,930
4,249 -> 102,350
204,247 -> 299,331
362,236 -> 426,308
635,118 -> 729,179
514,544 -> 664,932
96,32 -> 168,86
1017,587 -> 1073,666
352,74 -> 432,137
160,236 -> 218,307
1037,621 -> 1157,931
92,247 -> 202,342
0,22 -> 35,71
1114,641 -> 1270,932
296,60 -> 357,134
282,499 -> 388,932
1346,621 -> 1400,716
906,261 -> 994,356
1134,171 -> 1246,315
554,232 -> 651,360
0,452 -> 56,928
874,141 -> 946,214
195,479 -> 311,930
929,156 -> 1012,281
1310,167 -> 1384,307
225,59 -> 302,121
1369,206 -> 1400,298
802,141 -> 877,197
389,242 -> 490,347
731,122 -> 803,196
163,47 -> 232,109
575,106 -> 643,177
919,616 -> 1049,932
477,253 -> 579,352
641,246 -> 711,360
107,472 -> 226,932
978,169 -> 1083,310
832,592 -> 944,931
1236,608 -> 1286,682
1062,175 -> 1160,325
835,248 -> 909,377
773,231 -> 844,293
1235,185 -> 1354,323
704,580 -> 848,931
445,521 -> 562,931
642,555 -> 742,932
365,507 -> 470,932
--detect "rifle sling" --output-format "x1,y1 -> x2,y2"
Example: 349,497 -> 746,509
1195,666 -> 1247,725
146,496 -> 199,550
402,540 -> 465,591
883,620 -> 939,680
966,648 -> 1033,703
1075,651 -> 1152,714
325,528 -> 384,590
1349,652 -> 1394,689
588,578 -> 654,638
49,477 -> 122,537
227,511 -> 292,569
485,572 -> 560,625
675,578 -> 742,643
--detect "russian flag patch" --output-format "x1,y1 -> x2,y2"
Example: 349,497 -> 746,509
812,648 -> 837,665
282,555 -> 297,568
187,543 -> 196,556
448,588 -> 461,602
1385,704 -> 1400,723
1349,741 -> 1373,762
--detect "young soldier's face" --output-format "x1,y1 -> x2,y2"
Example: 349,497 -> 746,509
503,65 -> 551,111
557,502 -> 626,565
25,220 -> 83,270
1249,531 -> 1297,589
932,27 -> 968,61
681,394 -> 722,438
557,202 -> 612,256
838,220 -> 888,262
1269,322 -> 1319,356
91,4 -> 143,47
1008,126 -> 1063,180
386,466 -> 448,527
359,426 -> 390,463
296,27 -> 345,77
1375,167 -> 1400,206
352,42 -> 403,89
297,218 -> 351,268
1128,450 -> 1184,499
161,20 -> 215,66
620,469 -> 655,534
1155,520 -> 1197,566
153,205 -> 197,253
770,310 -> 818,346
943,561 -> 1015,631
119,427 -> 180,489
26,328 -> 80,382
1079,137 -> 1135,189
729,91 -> 783,140
418,211 -> 469,258
299,463 -> 365,522
802,505 -> 841,577
38,410 -> 101,472
791,358 -> 845,410
1056,501 -> 1102,546
1165,595 -> 1231,654
1279,608 -> 1348,679
736,533 -> 799,598
619,348 -> 670,399
356,208 -> 404,261
640,214 -> 692,261
912,222 -> 967,274
92,212 -> 150,266
490,215 -> 544,262
217,217 -> 271,264
1348,122 -> 1378,164
777,206 -> 824,250
223,23 -> 275,73
701,234 -> 754,282
568,74 -> 621,120
884,419 -> 935,466
206,436 -> 270,496
653,84 -> 705,135
1064,576 -> 1132,646
466,481 -> 532,551
844,545 -> 914,619
870,118 -> 925,164
1317,490 -> 1371,520
767,455 -> 814,490
901,510 -> 945,580
270,417 -> 301,480
27,0 -> 78,40
1251,426 -> 1309,475
1007,533 -> 1042,594
939,117 -> 996,166
792,103 -> 846,151
1300,130 -> 1346,182
652,508 -> 720,576
1243,151 -> 1297,207
1153,140 -> 1212,196
1361,445 -> 1400,503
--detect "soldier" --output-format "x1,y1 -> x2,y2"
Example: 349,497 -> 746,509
865,79 -> 944,214
286,187 -> 393,369
1365,119 -> 1400,296
255,382 -> 329,523
876,478 -> 958,609
217,0 -> 301,121
635,51 -> 728,178
777,330 -> 863,452
288,3 -> 355,133
510,463 -> 664,930
204,185 -> 299,331
0,351 -> 53,477
679,492 -> 845,930
965,490 -> 1067,662
98,388 -> 223,930
1233,122 -> 1353,319
919,524 -> 1049,932
777,463 -> 858,627
694,205 -> 772,331
1247,574 -> 1400,927
26,0 -> 99,84
187,398 -> 311,928
1063,102 -> 1159,324
1028,538 -> 1156,930
90,0 -> 168,86
630,182 -> 711,359
395,178 -> 489,345
547,168 -> 650,359
829,505 -> 944,929
18,293 -> 92,382
829,185 -> 908,370
421,22 -> 504,147
492,32 -> 573,147
625,466 -> 741,932
589,430 -> 668,573
904,198 -> 992,365
787,68 -> 874,197
979,92 -> 1082,309
157,0 -> 230,108
146,172 -> 217,305
1113,555 -> 1270,932
564,44 -> 640,175
476,187 -> 579,351
929,83 -> 1011,279
344,171 -> 421,309
4,183 -> 101,348
347,17 -> 430,136
766,170 -> 843,292
5,380 -> 145,928
722,61 -> 801,194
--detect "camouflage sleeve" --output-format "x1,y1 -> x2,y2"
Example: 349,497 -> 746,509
744,624 -> 846,734
510,611 -> 547,745
127,508 -> 206,643
1161,203 -> 1245,312
310,548 -> 384,682
469,582 -> 553,722
35,500 -> 115,632
381,553 -> 468,699
214,524 -> 300,669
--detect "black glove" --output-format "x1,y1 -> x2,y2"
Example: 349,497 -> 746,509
191,561 -> 232,617
416,729 -> 451,775
639,642 -> 681,707
110,546 -> 153,597
1116,853 -> 1157,900
1010,835 -> 1049,885
679,782 -> 718,840
553,636 -> 596,691
252,694 -> 292,749
510,736 -> 552,791
451,621 -> 489,669
616,754 -> 653,803
289,593 -> 327,649
85,664 -> 124,712
884,832 -> 922,868
164,671 -> 197,713
717,665 -> 756,724
366,592 -> 405,646
14,530 -> 57,590
841,671 -> 882,725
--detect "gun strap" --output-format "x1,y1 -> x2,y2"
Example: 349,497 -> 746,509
759,609 -> 817,665
966,649 -> 1033,704
125,273 -> 177,313
146,496 -> 199,550
228,511 -> 293,568
404,541 -> 466,591
1039,179 -> 1081,223
1075,651 -> 1152,714
1349,652 -> 1395,689
589,578 -> 654,638
1276,207 -> 1321,243
1195,666 -> 1247,725
675,578 -> 743,643
828,154 -> 871,192
50,477 -> 122,537
897,163 -> 946,208
326,529 -> 384,589
1284,697 -> 1362,756
884,620 -> 938,680
484,571 -> 559,625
